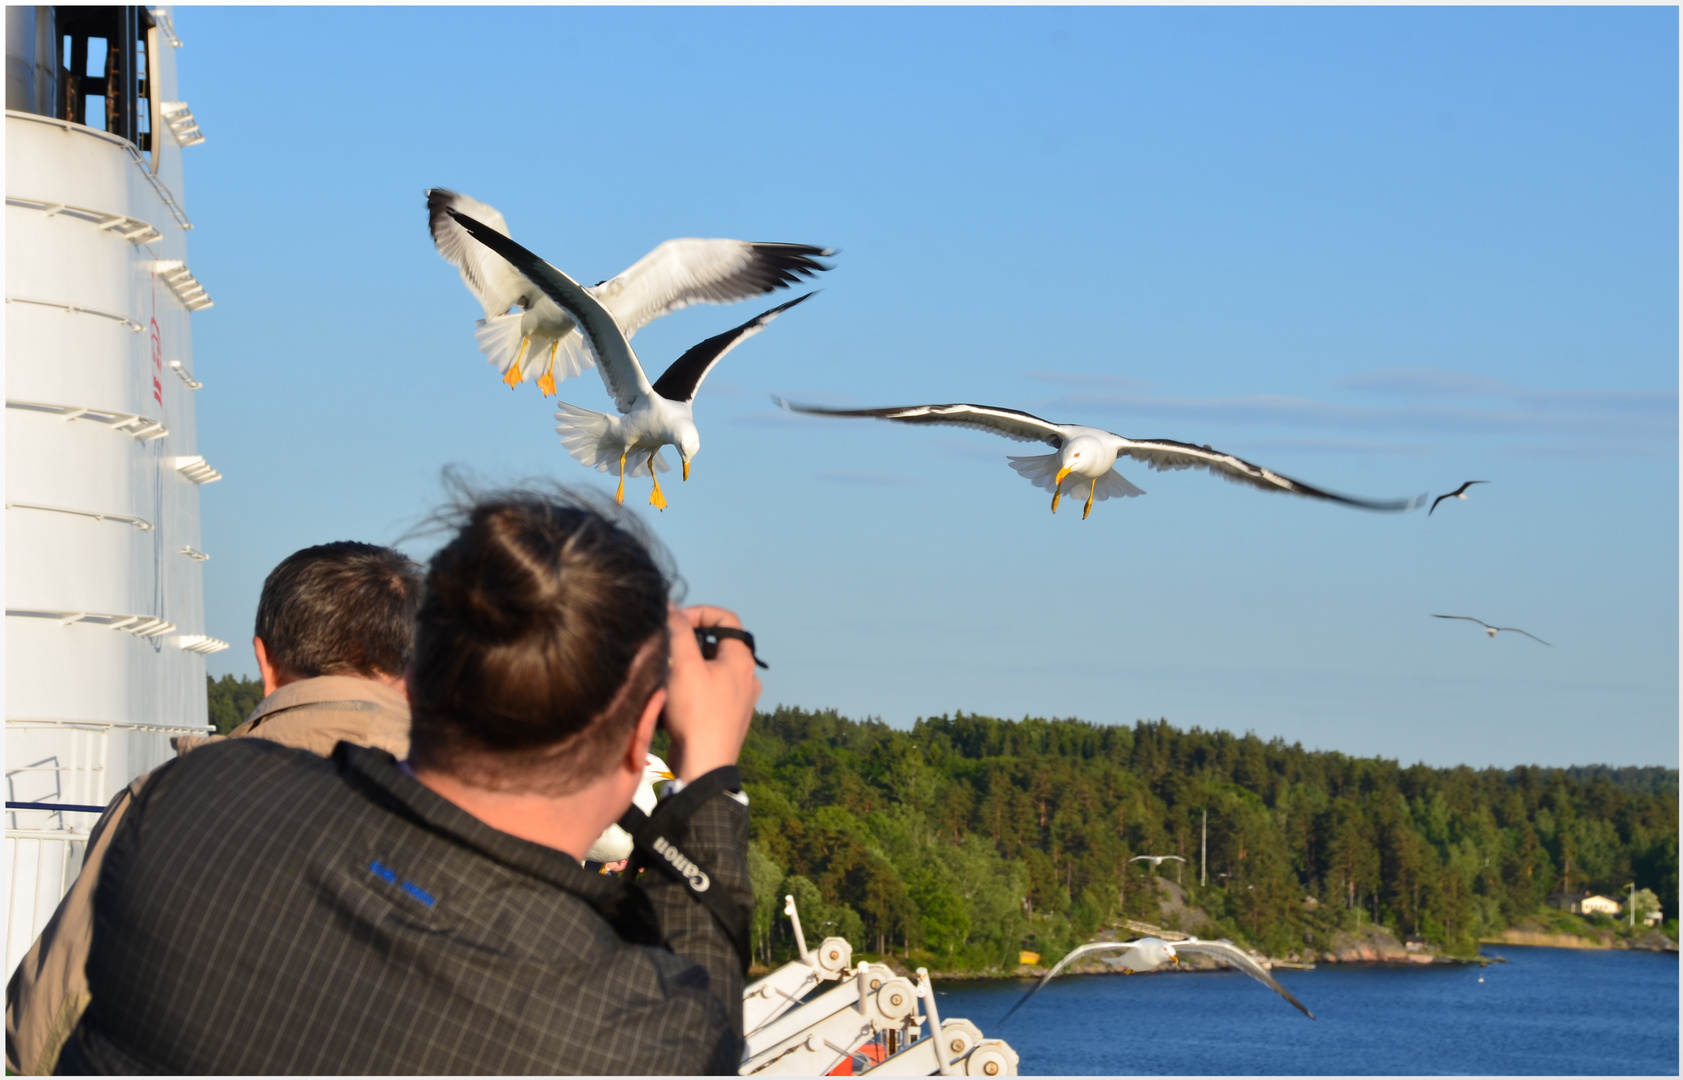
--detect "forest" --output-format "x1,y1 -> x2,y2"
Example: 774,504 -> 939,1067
737,707 -> 1678,971
207,678 -> 1679,972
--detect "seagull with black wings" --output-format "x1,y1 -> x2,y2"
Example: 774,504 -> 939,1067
1432,615 -> 1551,646
776,400 -> 1424,519
428,188 -> 829,396
1430,480 -> 1488,516
449,209 -> 815,509
999,936 -> 1314,1024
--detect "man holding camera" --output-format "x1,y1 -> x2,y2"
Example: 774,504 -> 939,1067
55,492 -> 761,1075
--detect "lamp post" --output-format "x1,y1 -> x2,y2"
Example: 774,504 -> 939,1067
1628,882 -> 1636,928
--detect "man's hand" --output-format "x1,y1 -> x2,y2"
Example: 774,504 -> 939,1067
663,606 -> 761,781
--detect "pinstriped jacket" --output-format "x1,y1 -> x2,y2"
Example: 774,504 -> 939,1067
59,741 -> 752,1075
6,676 -> 412,1077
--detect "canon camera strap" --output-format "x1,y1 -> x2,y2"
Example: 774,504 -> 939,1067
617,765 -> 752,972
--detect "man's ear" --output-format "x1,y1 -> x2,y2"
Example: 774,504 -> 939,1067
627,687 -> 666,773
254,637 -> 282,696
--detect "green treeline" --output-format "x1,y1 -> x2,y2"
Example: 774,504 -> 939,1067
742,707 -> 1680,971
207,674 -> 264,735
203,678 -> 1678,971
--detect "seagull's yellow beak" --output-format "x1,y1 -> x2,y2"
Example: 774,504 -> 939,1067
1055,466 -> 1072,485
656,770 -> 676,781
1170,953 -> 1180,964
682,459 -> 690,482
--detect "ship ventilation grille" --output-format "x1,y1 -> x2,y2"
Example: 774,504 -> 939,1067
151,260 -> 214,312
173,456 -> 223,484
175,634 -> 230,655
158,101 -> 205,147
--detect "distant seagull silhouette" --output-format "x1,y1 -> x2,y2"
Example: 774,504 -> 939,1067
1433,615 -> 1551,646
1129,855 -> 1187,869
1430,480 -> 1488,516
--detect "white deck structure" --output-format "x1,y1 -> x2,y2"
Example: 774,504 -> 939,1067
5,4 -> 224,977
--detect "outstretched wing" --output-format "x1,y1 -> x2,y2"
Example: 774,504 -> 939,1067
1174,939 -> 1315,1019
447,209 -> 653,414
1111,436 -> 1423,512
998,941 -> 1145,1026
594,239 -> 832,336
1429,492 -> 1454,516
652,293 -> 815,403
1128,856 -> 1150,863
426,189 -> 536,319
1433,614 -> 1492,630
1163,855 -> 1187,863
1495,627 -> 1553,646
776,401 -> 1067,449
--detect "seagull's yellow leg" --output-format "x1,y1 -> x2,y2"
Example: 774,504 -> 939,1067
615,450 -> 627,504
536,342 -> 558,396
504,337 -> 529,387
648,451 -> 668,510
1083,478 -> 1097,520
1052,465 -> 1072,514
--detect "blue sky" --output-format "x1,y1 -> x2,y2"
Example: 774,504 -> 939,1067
180,6 -> 1677,769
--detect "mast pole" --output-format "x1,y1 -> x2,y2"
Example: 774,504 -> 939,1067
1200,809 -> 1207,888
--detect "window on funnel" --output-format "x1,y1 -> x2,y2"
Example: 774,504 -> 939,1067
55,6 -> 155,151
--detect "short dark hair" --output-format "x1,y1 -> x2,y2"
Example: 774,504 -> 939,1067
254,542 -> 424,680
407,489 -> 671,796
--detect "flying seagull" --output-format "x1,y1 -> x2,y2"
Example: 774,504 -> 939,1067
427,188 -> 830,396
1430,480 -> 1488,516
1432,615 -> 1551,646
586,754 -> 674,866
776,400 -> 1425,519
1000,936 -> 1314,1024
1129,855 -> 1187,869
449,208 -> 814,508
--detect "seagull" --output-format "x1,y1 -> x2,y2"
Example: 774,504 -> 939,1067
1432,615 -> 1551,646
776,400 -> 1425,519
1430,480 -> 1488,516
586,753 -> 675,866
1129,855 -> 1187,869
1000,936 -> 1314,1024
427,188 -> 830,396
449,208 -> 815,508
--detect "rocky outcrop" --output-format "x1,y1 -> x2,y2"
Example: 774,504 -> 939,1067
1319,925 -> 1422,964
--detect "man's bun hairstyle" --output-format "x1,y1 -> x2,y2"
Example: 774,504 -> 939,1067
407,487 -> 672,795
254,542 -> 423,680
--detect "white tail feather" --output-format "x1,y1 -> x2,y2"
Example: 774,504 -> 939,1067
474,314 -> 533,381
476,312 -> 595,388
1008,454 -> 1145,502
554,403 -> 669,475
1092,469 -> 1145,501
1007,453 -> 1062,493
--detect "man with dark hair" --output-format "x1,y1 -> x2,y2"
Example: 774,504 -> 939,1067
5,542 -> 424,1076
54,491 -> 761,1074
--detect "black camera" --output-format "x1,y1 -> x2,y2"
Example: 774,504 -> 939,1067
694,626 -> 768,669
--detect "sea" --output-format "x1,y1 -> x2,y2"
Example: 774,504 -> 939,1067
932,946 -> 1680,1075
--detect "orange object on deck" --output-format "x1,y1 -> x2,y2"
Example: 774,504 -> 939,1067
827,1040 -> 890,1075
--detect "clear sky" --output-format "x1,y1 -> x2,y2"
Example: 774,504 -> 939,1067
179,6 -> 1677,769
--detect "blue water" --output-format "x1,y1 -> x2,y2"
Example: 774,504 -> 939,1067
934,947 -> 1679,1075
